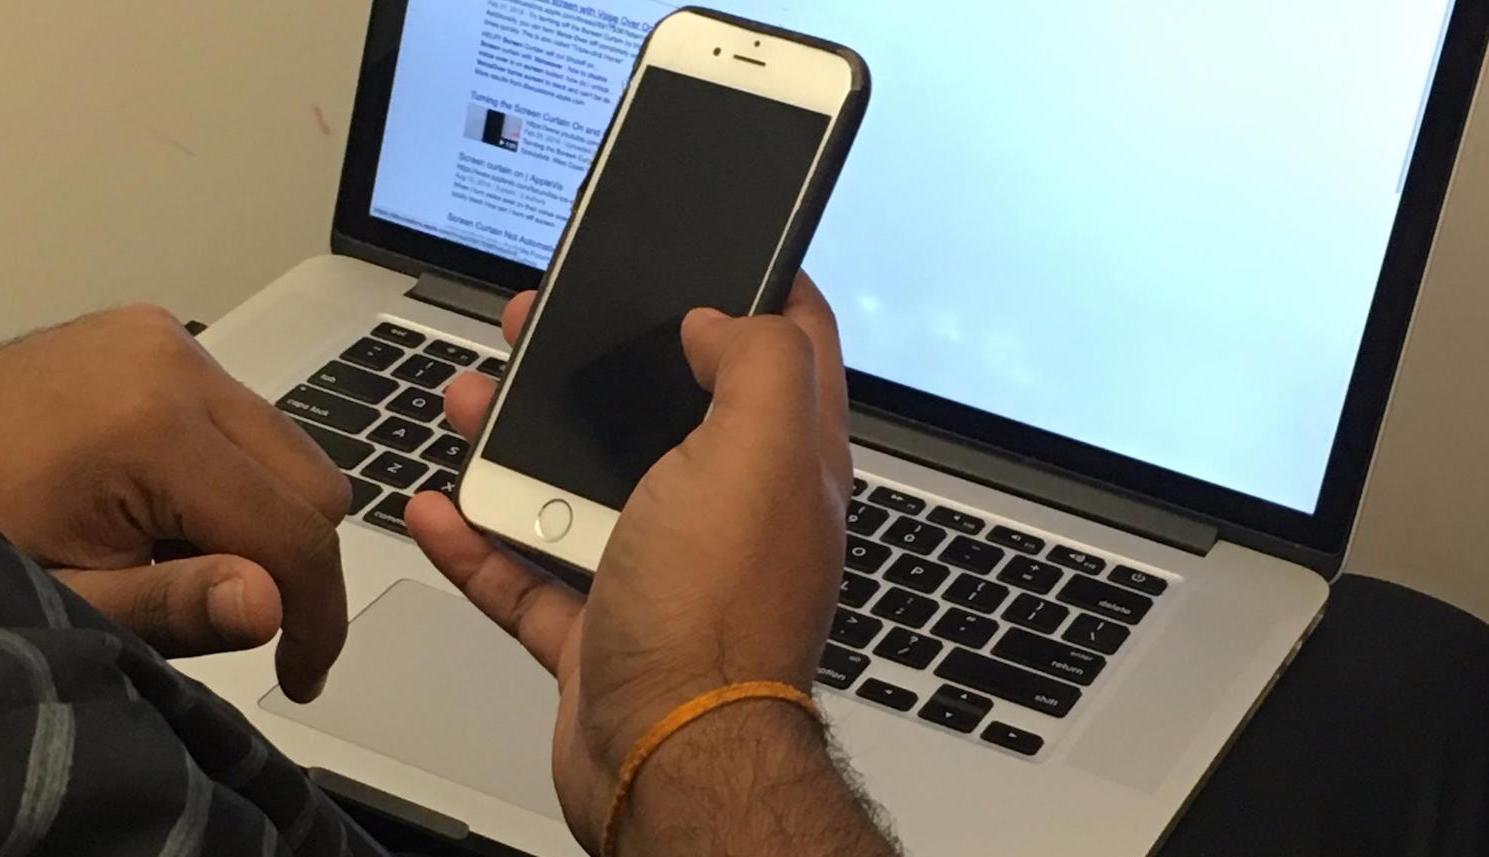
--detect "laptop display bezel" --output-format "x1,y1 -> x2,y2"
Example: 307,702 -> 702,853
332,0 -> 1489,559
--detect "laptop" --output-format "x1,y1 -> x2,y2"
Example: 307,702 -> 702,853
177,2 -> 1489,854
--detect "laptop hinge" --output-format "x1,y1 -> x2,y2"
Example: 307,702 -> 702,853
850,407 -> 1220,556
408,272 -> 509,326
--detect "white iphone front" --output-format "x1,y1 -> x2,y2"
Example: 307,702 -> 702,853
458,9 -> 864,572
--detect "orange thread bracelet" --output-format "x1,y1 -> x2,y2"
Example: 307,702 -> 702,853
600,680 -> 822,857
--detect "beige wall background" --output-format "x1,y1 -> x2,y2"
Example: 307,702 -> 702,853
3,5 -> 1487,619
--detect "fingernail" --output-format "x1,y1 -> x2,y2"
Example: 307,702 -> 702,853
687,307 -> 728,323
207,579 -> 248,639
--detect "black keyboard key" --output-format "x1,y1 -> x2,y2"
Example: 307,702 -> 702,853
935,648 -> 1082,718
918,685 -> 993,734
939,536 -> 1004,575
846,500 -> 889,536
292,420 -> 374,469
931,608 -> 999,649
387,388 -> 445,423
1048,545 -> 1107,575
1058,575 -> 1153,625
368,416 -> 435,453
307,361 -> 398,405
987,525 -> 1045,555
994,628 -> 1106,687
867,486 -> 926,516
371,322 -> 426,348
817,644 -> 870,689
1110,565 -> 1169,596
425,340 -> 478,366
340,337 -> 405,372
856,679 -> 919,712
1003,593 -> 1070,634
871,587 -> 939,629
945,575 -> 1011,615
417,469 -> 460,500
361,451 -> 429,490
830,609 -> 883,649
928,506 -> 985,535
852,477 -> 867,496
883,555 -> 951,594
845,536 -> 892,574
873,628 -> 944,669
982,722 -> 1045,756
346,476 -> 382,514
363,492 -> 412,537
276,385 -> 379,434
476,356 -> 508,379
421,435 -> 471,469
997,556 -> 1064,595
438,418 -> 456,432
393,355 -> 458,389
838,572 -> 881,608
881,517 -> 948,556
1063,614 -> 1130,655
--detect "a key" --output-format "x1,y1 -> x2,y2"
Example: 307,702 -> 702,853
882,517 -> 948,556
870,587 -> 939,629
276,385 -> 379,434
1002,593 -> 1070,634
421,435 -> 471,469
361,451 -> 429,490
1057,576 -> 1153,625
830,609 -> 884,649
997,556 -> 1064,595
476,356 -> 508,379
935,648 -> 1082,718
931,608 -> 999,649
387,388 -> 445,423
846,500 -> 890,536
945,575 -> 1010,615
307,361 -> 398,405
883,555 -> 951,594
1048,545 -> 1107,575
1063,614 -> 1131,655
1110,565 -> 1168,596
838,572 -> 881,608
416,469 -> 460,500
340,337 -> 405,372
292,420 -> 374,469
393,355 -> 458,389
873,627 -> 944,670
425,340 -> 478,366
928,506 -> 985,536
346,476 -> 383,515
987,525 -> 1046,555
371,322 -> 426,348
852,477 -> 867,497
363,492 -> 412,537
993,628 -> 1107,686
917,685 -> 993,734
368,416 -> 435,453
817,644 -> 870,689
940,536 -> 1005,575
856,679 -> 919,712
867,486 -> 926,516
845,536 -> 892,574
982,722 -> 1045,756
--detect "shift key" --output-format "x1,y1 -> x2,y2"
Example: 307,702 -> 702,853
935,647 -> 1082,718
276,385 -> 379,435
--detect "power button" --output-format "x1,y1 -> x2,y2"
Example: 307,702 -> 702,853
535,500 -> 573,542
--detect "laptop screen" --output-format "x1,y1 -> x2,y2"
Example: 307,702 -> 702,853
370,1 -> 1457,516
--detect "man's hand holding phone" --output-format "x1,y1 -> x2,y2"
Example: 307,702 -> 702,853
406,276 -> 896,856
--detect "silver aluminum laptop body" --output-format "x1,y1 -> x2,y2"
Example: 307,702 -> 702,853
176,3 -> 1489,855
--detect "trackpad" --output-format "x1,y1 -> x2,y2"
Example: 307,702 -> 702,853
261,580 -> 563,821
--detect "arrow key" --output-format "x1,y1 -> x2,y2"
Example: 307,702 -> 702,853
917,684 -> 993,734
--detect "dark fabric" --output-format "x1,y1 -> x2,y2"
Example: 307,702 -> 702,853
0,537 -> 391,857
1161,574 -> 1489,857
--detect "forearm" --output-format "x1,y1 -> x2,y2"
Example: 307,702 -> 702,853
616,699 -> 901,857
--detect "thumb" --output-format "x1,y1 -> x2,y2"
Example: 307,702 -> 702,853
679,308 -> 817,429
53,555 -> 284,658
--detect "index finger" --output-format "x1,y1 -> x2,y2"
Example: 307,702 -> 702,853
782,273 -> 852,486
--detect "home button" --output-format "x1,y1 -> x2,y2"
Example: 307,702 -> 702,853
535,500 -> 573,542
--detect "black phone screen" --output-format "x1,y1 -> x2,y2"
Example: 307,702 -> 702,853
481,66 -> 833,509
